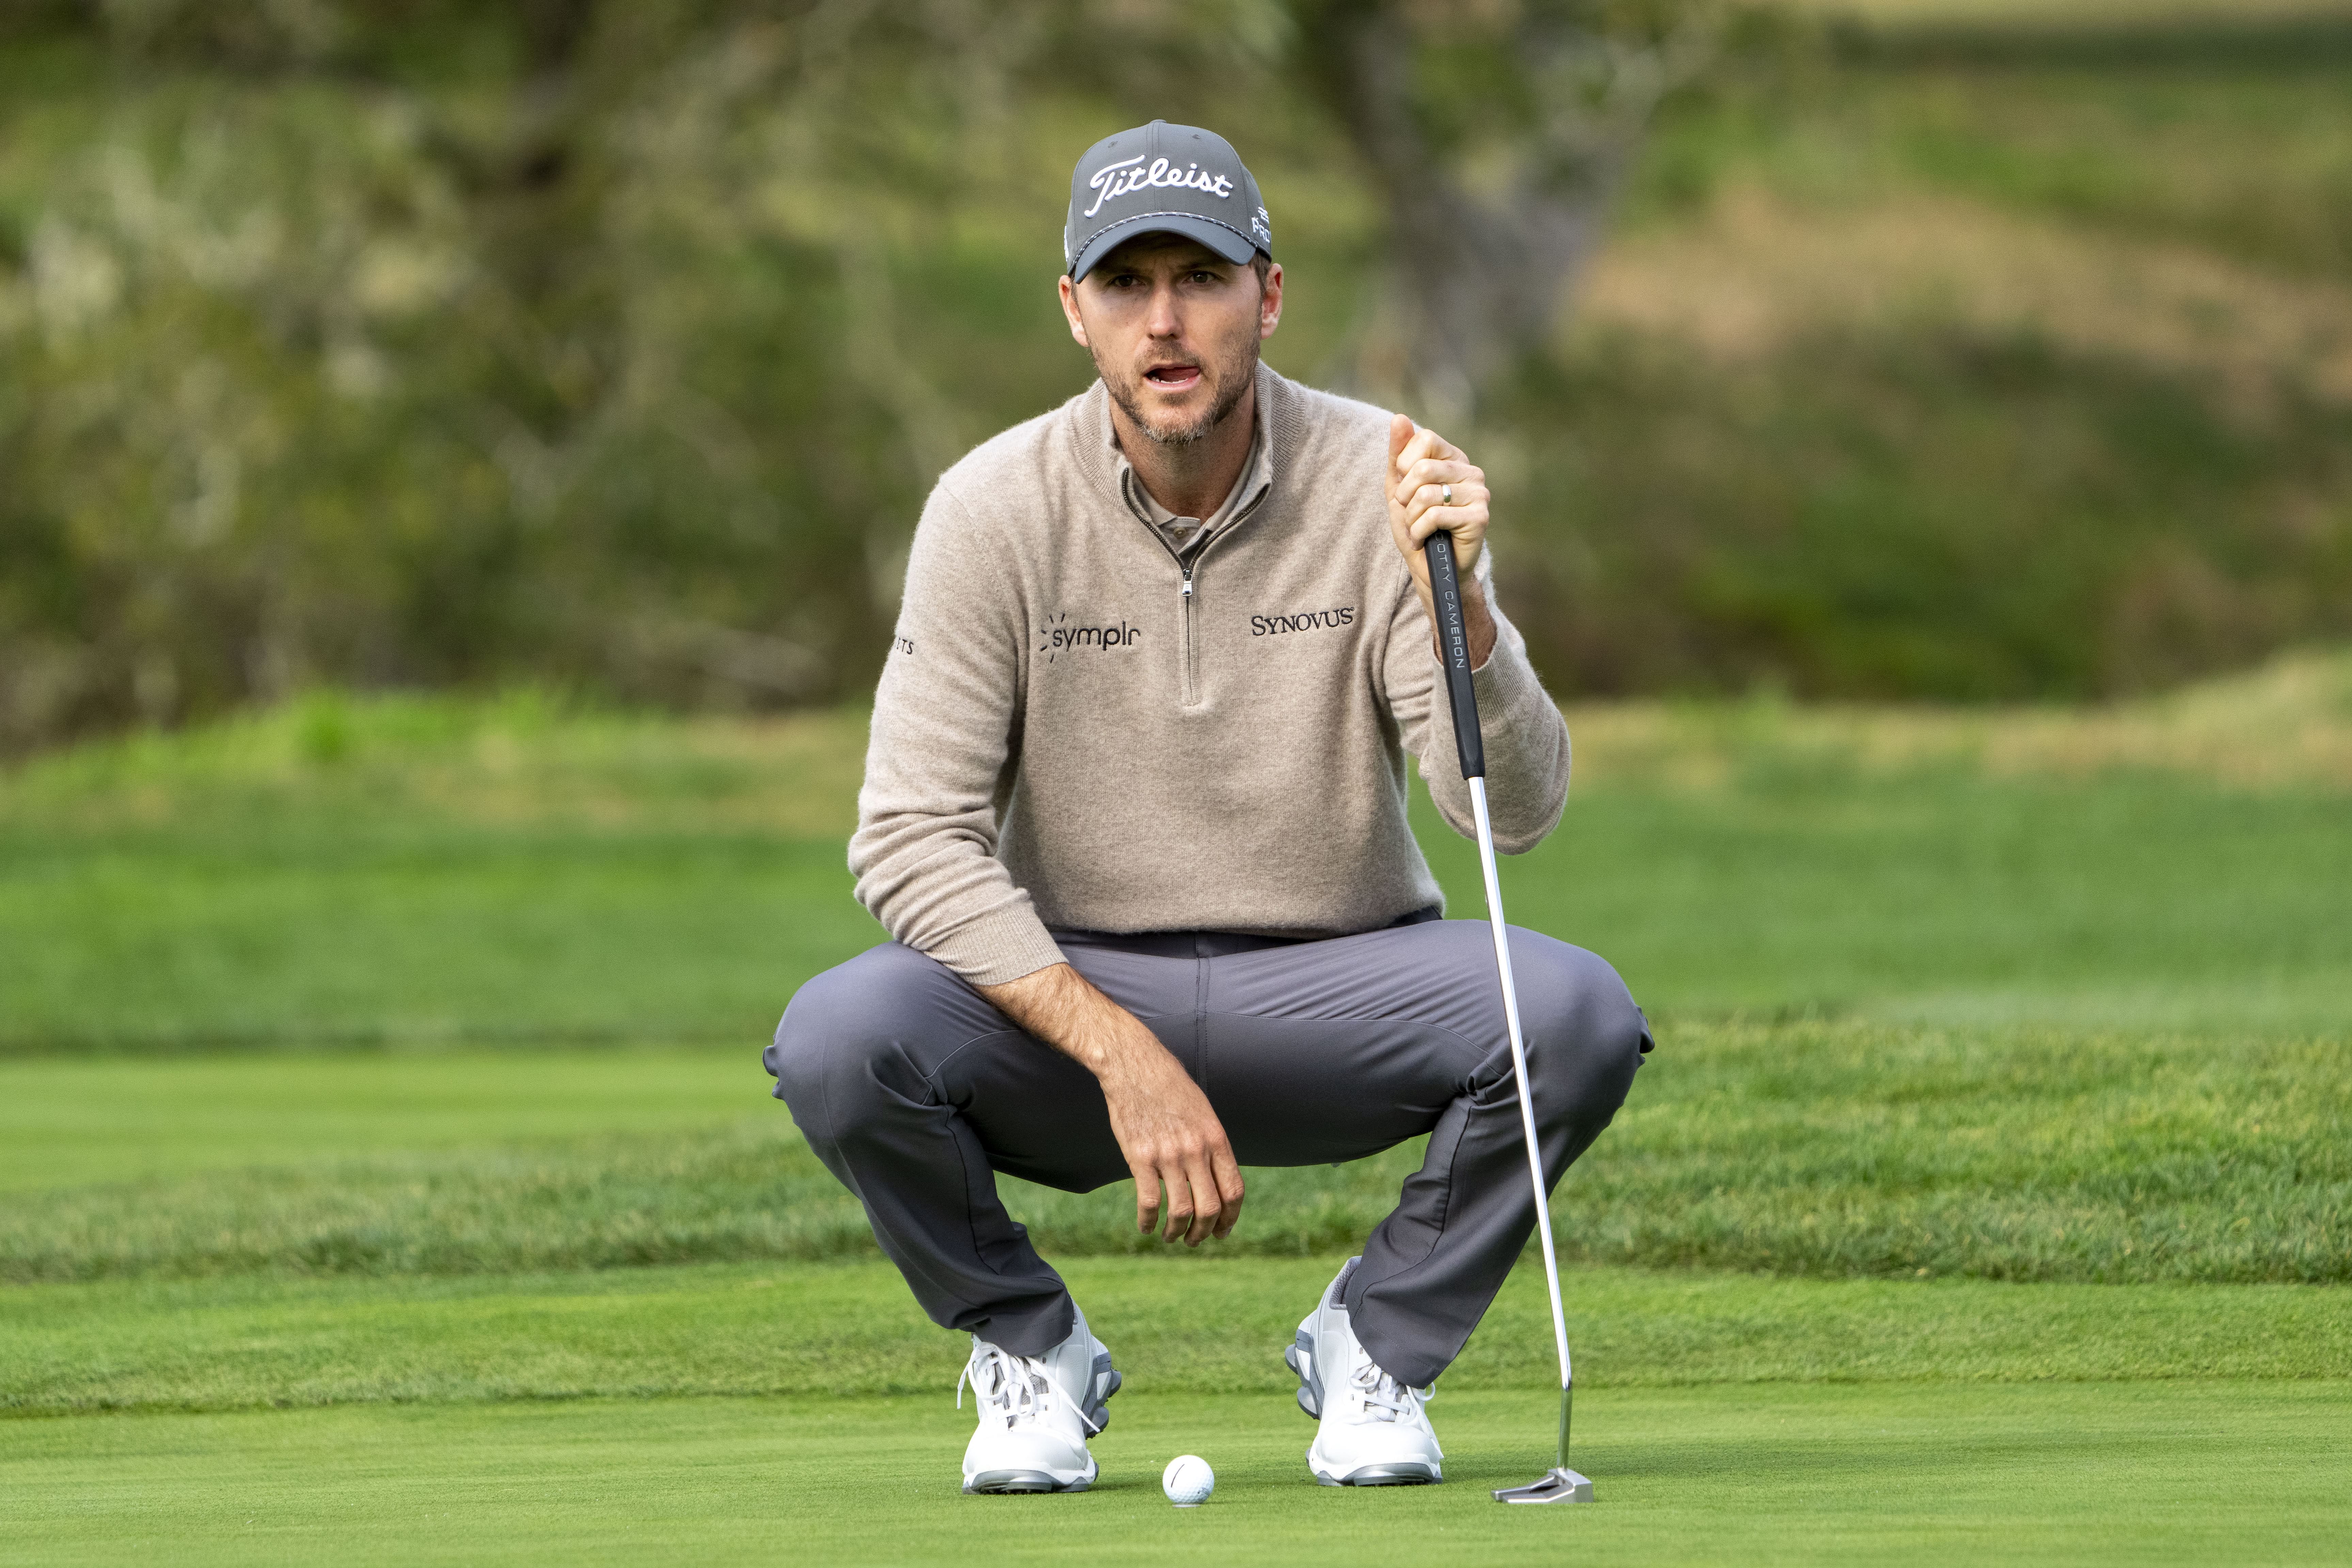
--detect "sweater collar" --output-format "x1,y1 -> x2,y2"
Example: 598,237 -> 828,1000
1109,405 -> 1269,539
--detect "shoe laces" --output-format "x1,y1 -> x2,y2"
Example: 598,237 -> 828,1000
957,1341 -> 1103,1435
1343,1346 -> 1433,1427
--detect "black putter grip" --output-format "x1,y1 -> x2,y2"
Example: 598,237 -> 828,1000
1424,531 -> 1485,780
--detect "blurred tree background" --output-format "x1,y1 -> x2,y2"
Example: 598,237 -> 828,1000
3,0 -> 2350,752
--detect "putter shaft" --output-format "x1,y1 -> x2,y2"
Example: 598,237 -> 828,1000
1424,528 -> 1589,1503
1468,774 -> 1575,1435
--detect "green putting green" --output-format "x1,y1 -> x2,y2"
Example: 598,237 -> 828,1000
8,1383 -> 2348,1566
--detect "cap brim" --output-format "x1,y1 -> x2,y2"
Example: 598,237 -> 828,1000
1069,213 -> 1259,281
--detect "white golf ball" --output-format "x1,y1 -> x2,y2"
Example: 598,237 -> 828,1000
1162,1454 -> 1215,1507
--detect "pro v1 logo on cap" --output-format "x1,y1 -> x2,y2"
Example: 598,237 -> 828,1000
1064,121 -> 1272,282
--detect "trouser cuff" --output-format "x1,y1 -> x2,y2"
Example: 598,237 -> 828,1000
967,1289 -> 1075,1359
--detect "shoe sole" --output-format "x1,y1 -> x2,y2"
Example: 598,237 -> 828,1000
1312,1462 -> 1439,1488
963,1467 -> 1095,1495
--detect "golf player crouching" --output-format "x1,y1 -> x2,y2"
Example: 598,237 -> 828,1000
768,121 -> 1651,1495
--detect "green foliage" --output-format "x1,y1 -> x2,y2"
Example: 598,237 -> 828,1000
1859,68 -> 2352,280
0,6 -> 1069,747
1506,326 -> 2352,698
5,4 -> 2352,743
1544,36 -> 2352,698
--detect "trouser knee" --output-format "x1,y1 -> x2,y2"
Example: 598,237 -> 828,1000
765,944 -> 942,1154
1508,932 -> 1649,1135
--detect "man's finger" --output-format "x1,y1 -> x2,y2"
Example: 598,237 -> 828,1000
1410,504 -> 1487,546
1401,455 -> 1474,488
1387,412 -> 1415,472
1396,426 -> 1457,476
1132,1164 -> 1161,1235
1170,1139 -> 1215,1244
1392,425 -> 1436,479
1149,1145 -> 1194,1242
1407,482 -> 1484,520
1179,1152 -> 1221,1246
1162,1181 -> 1197,1243
1393,426 -> 1438,484
1211,1147 -> 1245,1239
1195,1155 -> 1227,1245
1403,487 -> 1472,532
1397,458 -> 1475,503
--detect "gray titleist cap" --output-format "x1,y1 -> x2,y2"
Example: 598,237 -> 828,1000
1063,120 -> 1272,281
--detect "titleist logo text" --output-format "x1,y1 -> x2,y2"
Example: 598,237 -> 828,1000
1084,155 -> 1235,219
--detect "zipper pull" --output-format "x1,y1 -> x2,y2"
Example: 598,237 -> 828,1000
1181,569 -> 1194,600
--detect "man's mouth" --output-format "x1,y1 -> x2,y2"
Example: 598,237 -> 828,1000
1142,362 -> 1203,393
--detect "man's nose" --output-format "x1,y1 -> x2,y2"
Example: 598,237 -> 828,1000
1146,280 -> 1182,338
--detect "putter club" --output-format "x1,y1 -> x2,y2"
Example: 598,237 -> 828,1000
1424,529 -> 1595,1508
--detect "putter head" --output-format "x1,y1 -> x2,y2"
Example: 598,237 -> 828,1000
1493,1466 -> 1595,1505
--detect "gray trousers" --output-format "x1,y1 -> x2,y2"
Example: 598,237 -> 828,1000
765,919 -> 1649,1388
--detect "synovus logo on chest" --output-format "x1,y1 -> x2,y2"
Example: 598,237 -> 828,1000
1251,606 -> 1357,637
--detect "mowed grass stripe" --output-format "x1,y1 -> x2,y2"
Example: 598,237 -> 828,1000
5,1257 -> 2347,1415
3,770 -> 2341,1045
0,1045 -> 779,1193
7,1024 -> 2342,1287
5,1383 -> 2348,1567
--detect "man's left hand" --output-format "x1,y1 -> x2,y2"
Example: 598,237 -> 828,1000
1386,413 -> 1497,667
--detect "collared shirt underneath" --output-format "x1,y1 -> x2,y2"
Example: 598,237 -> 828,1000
1112,413 -> 1271,562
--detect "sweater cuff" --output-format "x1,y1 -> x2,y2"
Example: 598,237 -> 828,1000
921,902 -> 1069,988
1469,632 -> 1544,718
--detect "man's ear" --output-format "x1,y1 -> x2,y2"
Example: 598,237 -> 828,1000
1258,262 -> 1284,340
1058,274 -> 1090,349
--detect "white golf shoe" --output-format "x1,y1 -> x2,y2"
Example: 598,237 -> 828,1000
1286,1257 -> 1445,1486
958,1302 -> 1121,1495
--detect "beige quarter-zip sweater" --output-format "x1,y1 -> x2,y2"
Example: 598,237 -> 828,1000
850,363 -> 1573,986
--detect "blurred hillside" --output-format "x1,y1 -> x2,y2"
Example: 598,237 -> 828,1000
3,0 -> 2350,751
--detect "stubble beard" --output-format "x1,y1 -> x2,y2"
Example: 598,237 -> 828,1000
1103,339 -> 1258,448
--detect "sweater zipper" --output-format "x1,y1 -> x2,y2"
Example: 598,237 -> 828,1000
1139,487 -> 1260,711
1180,564 -> 1197,704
